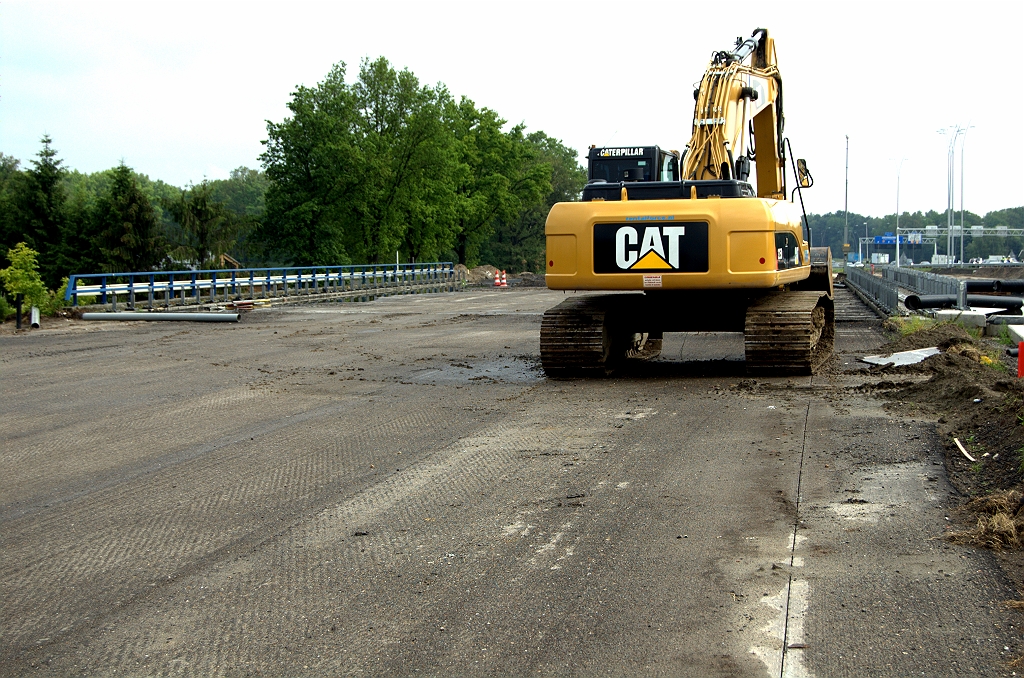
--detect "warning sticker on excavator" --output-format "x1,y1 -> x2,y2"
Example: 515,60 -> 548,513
643,275 -> 662,288
593,222 -> 709,273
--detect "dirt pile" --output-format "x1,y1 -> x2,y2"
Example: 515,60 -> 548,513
464,265 -> 498,285
460,267 -> 546,287
865,321 -> 1024,499
512,272 -> 545,287
931,266 -> 1024,280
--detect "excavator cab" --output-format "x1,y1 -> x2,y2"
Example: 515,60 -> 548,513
587,146 -> 679,183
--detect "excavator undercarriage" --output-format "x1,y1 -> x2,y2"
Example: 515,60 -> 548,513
540,248 -> 835,377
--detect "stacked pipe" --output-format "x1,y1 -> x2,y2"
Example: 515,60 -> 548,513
904,295 -> 1024,312
905,277 -> 1024,313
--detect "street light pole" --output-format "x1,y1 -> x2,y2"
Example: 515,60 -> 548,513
844,135 -> 849,259
959,124 -> 973,265
939,126 -> 963,262
895,158 -> 906,268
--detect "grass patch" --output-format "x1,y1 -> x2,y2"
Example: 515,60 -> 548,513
998,324 -> 1016,346
884,315 -> 937,336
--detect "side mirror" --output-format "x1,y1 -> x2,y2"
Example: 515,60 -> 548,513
797,159 -> 813,188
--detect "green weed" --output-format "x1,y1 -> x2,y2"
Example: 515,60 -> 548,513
998,324 -> 1016,346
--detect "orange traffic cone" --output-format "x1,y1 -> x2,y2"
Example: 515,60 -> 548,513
493,270 -> 502,287
500,270 -> 508,287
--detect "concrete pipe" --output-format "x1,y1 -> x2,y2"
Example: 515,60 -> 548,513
82,312 -> 240,322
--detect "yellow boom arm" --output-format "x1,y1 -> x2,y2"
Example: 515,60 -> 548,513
683,28 -> 785,199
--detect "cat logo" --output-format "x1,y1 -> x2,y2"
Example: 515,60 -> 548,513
615,225 -> 687,269
593,222 -> 709,274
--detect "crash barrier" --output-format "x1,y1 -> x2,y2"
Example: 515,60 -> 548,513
65,263 -> 460,310
880,266 -> 961,296
844,266 -> 899,315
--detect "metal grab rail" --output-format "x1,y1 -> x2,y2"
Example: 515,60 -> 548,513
65,262 -> 459,308
845,267 -> 899,315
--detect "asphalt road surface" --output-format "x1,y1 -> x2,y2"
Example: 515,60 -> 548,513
1,287 -> 1020,677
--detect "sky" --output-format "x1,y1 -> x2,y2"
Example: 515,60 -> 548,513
1,0 -> 1021,221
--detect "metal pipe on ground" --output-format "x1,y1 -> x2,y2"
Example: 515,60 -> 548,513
82,312 -> 239,322
904,294 -> 1024,312
30,307 -> 40,328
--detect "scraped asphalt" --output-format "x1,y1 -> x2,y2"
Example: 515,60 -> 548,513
0,287 -> 1019,677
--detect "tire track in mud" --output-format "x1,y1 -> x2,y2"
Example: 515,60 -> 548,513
5,382 -> 654,675
0,387 -> 509,663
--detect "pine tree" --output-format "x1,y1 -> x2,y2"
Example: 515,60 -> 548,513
96,163 -> 163,272
22,136 -> 67,287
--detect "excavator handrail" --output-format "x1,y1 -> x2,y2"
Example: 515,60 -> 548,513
783,137 -> 811,245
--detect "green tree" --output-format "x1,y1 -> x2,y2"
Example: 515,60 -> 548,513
166,181 -> 236,269
261,62 -> 362,265
482,131 -> 586,271
95,163 -> 164,272
0,153 -> 29,267
347,57 -> 458,263
446,99 -> 551,267
58,177 -> 104,276
210,167 -> 271,265
0,242 -> 48,308
261,58 -> 461,265
21,136 -> 67,287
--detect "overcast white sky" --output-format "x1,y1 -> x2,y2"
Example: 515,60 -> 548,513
2,0 -> 1021,220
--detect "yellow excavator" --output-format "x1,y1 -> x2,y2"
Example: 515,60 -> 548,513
542,28 -> 833,376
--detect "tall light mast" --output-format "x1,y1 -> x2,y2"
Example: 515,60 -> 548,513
844,135 -> 849,260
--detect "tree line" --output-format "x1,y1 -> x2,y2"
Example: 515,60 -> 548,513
0,57 -> 586,295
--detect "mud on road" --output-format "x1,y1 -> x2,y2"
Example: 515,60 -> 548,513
0,288 -> 1021,677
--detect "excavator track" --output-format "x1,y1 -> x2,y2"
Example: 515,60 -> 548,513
744,291 -> 834,375
540,296 -> 614,377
